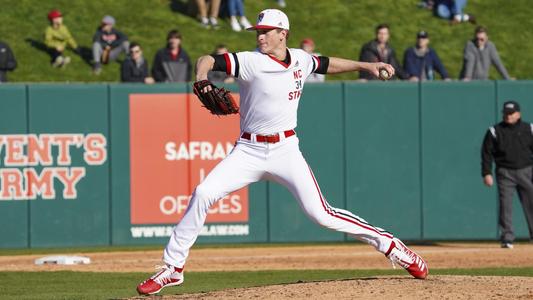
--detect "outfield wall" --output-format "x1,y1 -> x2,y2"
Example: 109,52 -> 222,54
0,81 -> 531,248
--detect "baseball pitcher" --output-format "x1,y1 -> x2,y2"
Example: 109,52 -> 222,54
137,9 -> 428,295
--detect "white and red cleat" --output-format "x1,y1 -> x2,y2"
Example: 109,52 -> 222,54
385,238 -> 428,279
137,265 -> 184,295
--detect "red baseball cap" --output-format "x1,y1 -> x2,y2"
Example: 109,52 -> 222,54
48,10 -> 62,21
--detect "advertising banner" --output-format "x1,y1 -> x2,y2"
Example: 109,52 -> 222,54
129,93 -> 248,238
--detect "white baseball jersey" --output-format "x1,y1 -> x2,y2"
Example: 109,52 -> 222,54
222,49 -> 321,134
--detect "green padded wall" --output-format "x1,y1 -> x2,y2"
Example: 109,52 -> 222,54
0,85 -> 28,248
2,81 -> 531,249
344,82 -> 421,240
421,81 -> 497,239
27,84 -> 110,247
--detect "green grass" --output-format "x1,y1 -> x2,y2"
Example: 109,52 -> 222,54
1,268 -> 532,299
0,0 -> 532,82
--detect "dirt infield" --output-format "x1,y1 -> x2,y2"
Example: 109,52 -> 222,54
2,242 -> 533,273
2,243 -> 533,299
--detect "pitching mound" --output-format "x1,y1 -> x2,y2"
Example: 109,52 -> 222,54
131,275 -> 533,300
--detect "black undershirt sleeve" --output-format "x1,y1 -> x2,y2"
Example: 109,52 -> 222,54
314,56 -> 329,74
210,54 -> 226,72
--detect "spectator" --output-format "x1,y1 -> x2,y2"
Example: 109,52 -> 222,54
196,0 -> 221,28
227,0 -> 252,32
460,26 -> 511,81
92,15 -> 129,75
152,29 -> 192,82
207,44 -> 234,83
44,9 -> 78,68
300,38 -> 325,83
434,0 -> 475,24
481,101 -> 533,249
359,24 -> 408,80
121,42 -> 154,84
0,40 -> 16,82
403,31 -> 450,81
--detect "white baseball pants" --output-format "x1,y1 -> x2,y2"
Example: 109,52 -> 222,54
164,134 -> 394,268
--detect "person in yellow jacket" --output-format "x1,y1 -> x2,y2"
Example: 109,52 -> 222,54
44,10 -> 79,68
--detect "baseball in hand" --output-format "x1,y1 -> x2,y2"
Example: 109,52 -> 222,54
379,68 -> 391,80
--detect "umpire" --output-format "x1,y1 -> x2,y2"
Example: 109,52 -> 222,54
481,100 -> 533,248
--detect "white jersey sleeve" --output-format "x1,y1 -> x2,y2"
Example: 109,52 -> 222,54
302,51 -> 321,79
222,52 -> 257,82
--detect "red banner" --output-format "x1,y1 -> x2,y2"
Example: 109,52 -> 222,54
129,93 -> 248,225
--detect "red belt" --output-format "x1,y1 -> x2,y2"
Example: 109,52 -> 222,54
241,130 -> 295,143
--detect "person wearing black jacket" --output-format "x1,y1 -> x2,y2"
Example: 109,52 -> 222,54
0,41 -> 17,82
121,43 -> 154,84
92,15 -> 129,75
358,24 -> 408,80
481,100 -> 533,248
152,30 -> 192,82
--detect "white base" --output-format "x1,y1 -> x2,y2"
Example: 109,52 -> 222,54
34,255 -> 91,265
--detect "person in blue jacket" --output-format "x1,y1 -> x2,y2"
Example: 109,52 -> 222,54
403,31 -> 450,81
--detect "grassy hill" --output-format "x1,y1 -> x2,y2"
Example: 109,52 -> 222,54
1,0 -> 532,82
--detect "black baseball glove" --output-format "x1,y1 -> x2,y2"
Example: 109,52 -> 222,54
192,80 -> 239,115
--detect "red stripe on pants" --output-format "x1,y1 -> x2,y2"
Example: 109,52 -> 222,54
307,165 -> 393,239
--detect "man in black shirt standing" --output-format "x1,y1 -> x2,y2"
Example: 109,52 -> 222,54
481,100 -> 533,248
